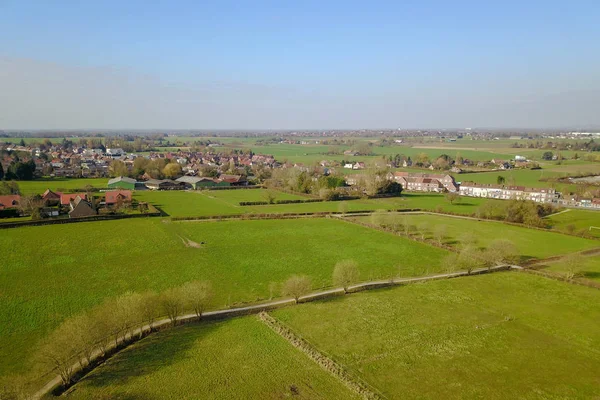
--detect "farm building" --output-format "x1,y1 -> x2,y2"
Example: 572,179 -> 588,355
144,179 -> 186,190
108,176 -> 136,190
219,174 -> 247,186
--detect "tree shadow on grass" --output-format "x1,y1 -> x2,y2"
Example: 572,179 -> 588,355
583,271 -> 600,279
74,322 -> 222,391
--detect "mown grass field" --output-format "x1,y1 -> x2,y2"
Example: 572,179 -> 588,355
14,178 -> 109,195
133,190 -> 494,218
65,317 -> 358,400
0,217 -> 448,378
351,213 -> 599,260
542,254 -> 600,282
273,272 -> 600,399
546,209 -> 600,237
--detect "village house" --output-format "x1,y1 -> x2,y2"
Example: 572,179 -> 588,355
60,193 -> 88,206
0,195 -> 21,210
393,172 -> 458,192
42,189 -> 61,206
104,190 -> 133,205
458,182 -> 558,203
68,196 -> 96,218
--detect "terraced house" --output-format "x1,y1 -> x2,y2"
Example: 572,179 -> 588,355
458,182 -> 558,203
393,172 -> 459,193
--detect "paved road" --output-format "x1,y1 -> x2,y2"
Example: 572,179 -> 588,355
33,265 -> 513,399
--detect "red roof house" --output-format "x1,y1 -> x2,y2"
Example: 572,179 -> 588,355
60,193 -> 88,206
105,190 -> 133,205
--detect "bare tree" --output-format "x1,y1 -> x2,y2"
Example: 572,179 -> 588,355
370,209 -> 387,227
484,239 -> 519,269
333,260 -> 360,293
337,201 -> 349,215
268,282 -> 279,300
563,253 -> 585,280
417,222 -> 429,240
433,225 -> 447,246
161,287 -> 184,325
38,319 -> 80,387
442,253 -> 459,273
459,232 -> 478,250
181,281 -> 213,319
139,291 -> 160,336
282,275 -> 312,303
458,246 -> 484,275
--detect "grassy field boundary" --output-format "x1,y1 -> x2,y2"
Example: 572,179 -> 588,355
170,208 -> 421,221
518,268 -> 600,290
258,312 -> 383,400
0,208 -> 162,229
34,266 -> 512,399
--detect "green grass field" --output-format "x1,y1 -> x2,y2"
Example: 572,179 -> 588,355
546,209 -> 600,237
272,272 -> 600,399
132,190 -> 488,218
351,213 -> 599,260
0,217 -> 448,378
14,178 -> 109,195
65,317 -> 358,400
542,254 -> 600,282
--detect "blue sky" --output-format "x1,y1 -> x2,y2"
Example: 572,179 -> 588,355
0,0 -> 599,129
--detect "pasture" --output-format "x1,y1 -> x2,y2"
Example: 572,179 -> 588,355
0,217 -> 448,378
14,178 -> 108,195
546,209 -> 600,237
65,317 -> 358,400
542,254 -> 600,282
273,272 -> 600,399
351,213 -> 599,260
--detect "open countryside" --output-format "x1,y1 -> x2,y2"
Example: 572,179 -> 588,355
2,2 -> 600,399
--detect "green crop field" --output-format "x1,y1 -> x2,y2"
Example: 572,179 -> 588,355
351,213 -> 599,260
0,217 -> 448,378
65,317 -> 358,400
272,272 -> 600,399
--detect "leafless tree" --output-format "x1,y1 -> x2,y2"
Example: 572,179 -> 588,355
161,287 -> 184,325
333,260 -> 360,293
181,281 -> 213,319
282,275 -> 312,303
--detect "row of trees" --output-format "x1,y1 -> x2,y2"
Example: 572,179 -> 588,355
441,239 -> 519,275
39,281 -> 213,387
474,199 -> 554,228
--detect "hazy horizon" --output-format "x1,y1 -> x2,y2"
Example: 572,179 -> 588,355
1,1 -> 599,130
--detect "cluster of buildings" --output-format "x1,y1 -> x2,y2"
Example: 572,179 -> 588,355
0,143 -> 278,179
345,172 -> 564,205
108,174 -> 248,191
0,188 -> 134,219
